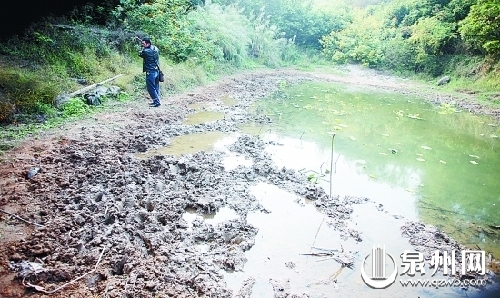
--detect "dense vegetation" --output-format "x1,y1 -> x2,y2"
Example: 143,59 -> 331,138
0,0 -> 498,133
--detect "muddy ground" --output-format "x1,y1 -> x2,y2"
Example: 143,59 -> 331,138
0,66 -> 499,297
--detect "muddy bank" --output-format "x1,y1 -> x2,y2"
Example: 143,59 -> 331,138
0,67 -> 498,297
307,66 -> 500,121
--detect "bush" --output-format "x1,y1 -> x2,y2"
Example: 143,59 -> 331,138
0,69 -> 59,114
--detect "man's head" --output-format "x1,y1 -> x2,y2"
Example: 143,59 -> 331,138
141,37 -> 152,47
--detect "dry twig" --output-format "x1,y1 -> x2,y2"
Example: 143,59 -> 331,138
24,247 -> 107,294
0,209 -> 45,227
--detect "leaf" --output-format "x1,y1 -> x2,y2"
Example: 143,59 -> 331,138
407,114 -> 423,120
439,160 -> 447,164
349,136 -> 356,140
420,145 -> 432,150
468,154 -> 480,159
416,158 -> 425,162
470,160 -> 479,165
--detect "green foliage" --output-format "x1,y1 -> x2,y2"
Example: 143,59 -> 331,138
0,19 -> 134,124
116,92 -> 131,102
321,9 -> 386,67
409,17 -> 456,59
319,0 -> 499,78
0,69 -> 59,115
226,0 -> 349,50
271,1 -> 347,49
246,9 -> 297,67
118,0 -> 202,62
61,97 -> 92,118
458,0 -> 500,57
186,5 -> 251,66
35,102 -> 58,117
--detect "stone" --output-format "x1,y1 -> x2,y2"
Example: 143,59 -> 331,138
437,76 -> 451,86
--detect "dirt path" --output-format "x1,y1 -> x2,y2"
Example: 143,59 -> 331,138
0,66 -> 498,297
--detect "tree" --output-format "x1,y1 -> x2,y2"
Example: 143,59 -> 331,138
458,0 -> 500,57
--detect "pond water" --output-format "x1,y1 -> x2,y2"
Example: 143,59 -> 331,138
147,80 -> 500,297
254,81 -> 500,259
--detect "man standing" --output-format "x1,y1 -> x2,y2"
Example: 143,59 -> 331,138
139,37 -> 161,107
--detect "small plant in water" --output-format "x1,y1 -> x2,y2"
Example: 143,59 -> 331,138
307,173 -> 318,183
275,80 -> 290,100
437,103 -> 459,114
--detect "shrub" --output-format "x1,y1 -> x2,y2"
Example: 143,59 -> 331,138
61,97 -> 91,118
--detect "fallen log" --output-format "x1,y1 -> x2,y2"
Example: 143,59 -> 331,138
55,74 -> 124,107
68,74 -> 124,97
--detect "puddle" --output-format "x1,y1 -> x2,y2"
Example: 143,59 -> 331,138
238,122 -> 274,136
135,132 -> 253,169
213,133 -> 254,171
203,207 -> 239,224
183,206 -> 239,227
183,111 -> 225,125
223,183 -> 474,298
135,132 -> 229,158
222,154 -> 253,171
221,95 -> 238,106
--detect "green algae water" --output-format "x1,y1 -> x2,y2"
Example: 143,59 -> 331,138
256,81 -> 500,258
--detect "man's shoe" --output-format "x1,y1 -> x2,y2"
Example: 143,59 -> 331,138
151,103 -> 161,107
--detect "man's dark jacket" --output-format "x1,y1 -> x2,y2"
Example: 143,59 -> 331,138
139,45 -> 159,72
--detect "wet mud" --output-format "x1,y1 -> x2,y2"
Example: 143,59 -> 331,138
0,67 -> 498,297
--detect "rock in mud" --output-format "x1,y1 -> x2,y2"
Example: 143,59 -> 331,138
25,167 -> 41,179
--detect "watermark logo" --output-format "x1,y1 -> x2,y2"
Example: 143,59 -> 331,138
361,245 -> 487,289
360,245 -> 398,289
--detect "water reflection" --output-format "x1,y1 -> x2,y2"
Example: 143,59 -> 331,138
256,81 -> 500,258
183,110 -> 225,125
262,133 -> 420,221
135,132 -> 229,158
